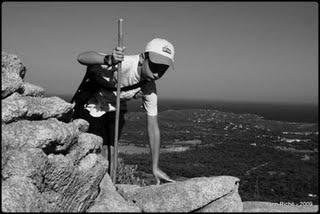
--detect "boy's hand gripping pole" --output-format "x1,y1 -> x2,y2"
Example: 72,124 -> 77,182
111,18 -> 123,183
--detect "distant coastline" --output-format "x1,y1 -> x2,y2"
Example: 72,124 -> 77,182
47,94 -> 318,123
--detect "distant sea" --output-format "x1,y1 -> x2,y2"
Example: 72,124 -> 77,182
52,94 -> 318,123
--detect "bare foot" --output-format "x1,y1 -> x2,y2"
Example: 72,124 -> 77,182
153,168 -> 175,185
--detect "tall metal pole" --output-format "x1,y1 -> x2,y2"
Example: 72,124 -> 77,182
112,18 -> 123,183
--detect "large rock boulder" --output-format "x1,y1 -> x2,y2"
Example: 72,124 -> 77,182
19,82 -> 45,97
2,176 -> 46,212
2,92 -> 74,124
2,147 -> 50,190
196,182 -> 243,212
116,176 -> 242,212
1,51 -> 109,212
42,153 -> 108,212
87,172 -> 141,212
2,52 -> 26,98
2,118 -> 88,152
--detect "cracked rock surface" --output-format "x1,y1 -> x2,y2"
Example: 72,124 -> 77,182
2,92 -> 74,124
116,176 -> 243,212
1,52 -> 110,212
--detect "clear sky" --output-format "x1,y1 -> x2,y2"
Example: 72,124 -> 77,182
2,2 -> 318,104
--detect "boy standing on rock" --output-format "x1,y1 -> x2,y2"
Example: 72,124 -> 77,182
71,38 -> 175,185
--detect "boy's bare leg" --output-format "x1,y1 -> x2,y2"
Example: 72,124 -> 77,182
101,145 -> 114,176
101,145 -> 108,158
107,145 -> 114,176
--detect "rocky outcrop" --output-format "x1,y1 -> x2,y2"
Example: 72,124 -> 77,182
87,172 -> 141,212
2,52 -> 26,98
196,183 -> 243,212
2,176 -> 46,212
19,82 -> 45,97
2,118 -> 87,151
1,51 -> 109,212
116,176 -> 243,212
2,92 -> 74,124
42,153 -> 107,212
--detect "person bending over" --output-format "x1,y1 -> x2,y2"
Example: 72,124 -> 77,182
71,38 -> 175,185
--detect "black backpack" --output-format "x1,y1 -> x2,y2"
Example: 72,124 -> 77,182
71,68 -> 148,109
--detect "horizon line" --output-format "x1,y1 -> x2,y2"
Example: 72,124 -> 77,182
45,93 -> 318,106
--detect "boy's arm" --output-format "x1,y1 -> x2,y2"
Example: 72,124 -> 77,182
147,115 -> 175,185
77,48 -> 125,89
77,47 -> 125,66
77,51 -> 106,65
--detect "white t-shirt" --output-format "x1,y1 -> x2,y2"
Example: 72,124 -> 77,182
85,54 -> 158,117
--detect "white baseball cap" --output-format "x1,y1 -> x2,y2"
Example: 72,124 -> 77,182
145,38 -> 175,71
